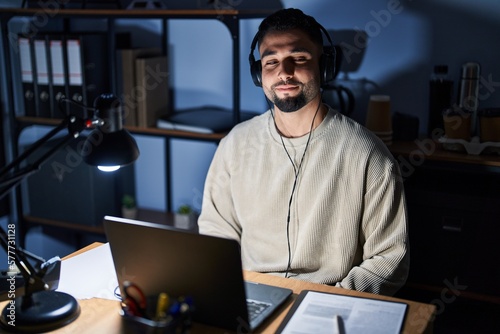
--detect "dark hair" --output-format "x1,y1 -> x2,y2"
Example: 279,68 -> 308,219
256,8 -> 324,49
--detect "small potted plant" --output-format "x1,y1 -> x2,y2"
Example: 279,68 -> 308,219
174,204 -> 197,229
121,194 -> 137,219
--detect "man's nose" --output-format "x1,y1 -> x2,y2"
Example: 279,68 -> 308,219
278,59 -> 294,82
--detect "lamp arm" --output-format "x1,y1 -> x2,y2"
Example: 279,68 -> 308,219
0,118 -> 68,180
0,114 -> 90,200
0,116 -> 87,297
0,134 -> 76,203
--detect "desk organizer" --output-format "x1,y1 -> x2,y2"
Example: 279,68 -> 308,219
120,293 -> 194,334
439,136 -> 500,155
121,309 -> 178,334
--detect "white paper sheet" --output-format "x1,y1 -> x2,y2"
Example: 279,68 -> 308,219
56,243 -> 119,301
279,291 -> 407,334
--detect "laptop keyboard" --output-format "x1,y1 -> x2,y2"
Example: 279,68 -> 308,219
246,299 -> 272,321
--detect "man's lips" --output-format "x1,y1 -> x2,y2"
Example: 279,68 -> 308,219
274,84 -> 299,92
276,85 -> 297,91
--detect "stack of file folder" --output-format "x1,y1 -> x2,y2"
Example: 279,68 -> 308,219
16,32 -> 129,119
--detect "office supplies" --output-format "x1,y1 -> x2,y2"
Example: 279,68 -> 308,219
122,281 -> 147,317
155,292 -> 169,321
17,36 -> 37,117
48,34 -> 68,118
103,215 -> 292,332
33,35 -> 52,118
66,37 -> 84,105
156,106 -> 259,133
277,290 -> 407,334
56,243 -> 118,300
332,315 -> 342,334
66,33 -> 109,117
120,289 -> 194,333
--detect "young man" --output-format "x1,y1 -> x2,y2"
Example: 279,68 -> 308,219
198,8 -> 409,296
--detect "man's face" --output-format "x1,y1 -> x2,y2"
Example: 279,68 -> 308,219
259,29 -> 322,113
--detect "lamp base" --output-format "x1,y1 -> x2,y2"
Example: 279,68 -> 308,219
0,291 -> 80,333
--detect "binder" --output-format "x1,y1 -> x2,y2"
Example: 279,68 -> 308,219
66,33 -> 109,117
48,34 -> 68,118
116,47 -> 161,126
135,55 -> 169,127
17,36 -> 37,117
33,35 -> 52,118
66,37 -> 84,107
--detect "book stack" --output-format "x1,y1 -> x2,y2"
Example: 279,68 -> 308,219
116,48 -> 169,127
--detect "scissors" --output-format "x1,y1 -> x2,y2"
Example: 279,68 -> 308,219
121,281 -> 147,318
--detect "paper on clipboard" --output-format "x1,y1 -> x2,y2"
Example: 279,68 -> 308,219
277,290 -> 407,334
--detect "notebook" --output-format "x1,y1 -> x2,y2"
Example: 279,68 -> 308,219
156,106 -> 259,134
103,215 -> 292,331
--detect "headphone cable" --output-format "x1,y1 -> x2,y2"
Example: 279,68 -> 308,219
268,97 -> 323,278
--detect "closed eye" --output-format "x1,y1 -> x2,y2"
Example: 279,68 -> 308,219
264,59 -> 279,67
263,55 -> 310,68
294,56 -> 308,63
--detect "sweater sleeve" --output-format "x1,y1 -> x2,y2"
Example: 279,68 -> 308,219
336,160 -> 409,296
198,137 -> 242,242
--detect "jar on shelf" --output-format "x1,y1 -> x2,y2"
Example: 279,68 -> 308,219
442,107 -> 472,141
479,108 -> 500,142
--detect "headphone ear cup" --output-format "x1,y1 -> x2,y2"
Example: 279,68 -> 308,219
250,59 -> 263,87
320,47 -> 336,86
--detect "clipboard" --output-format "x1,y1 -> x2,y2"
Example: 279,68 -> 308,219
276,290 -> 408,334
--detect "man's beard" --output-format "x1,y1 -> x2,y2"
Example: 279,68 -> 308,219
273,94 -> 307,113
270,80 -> 317,113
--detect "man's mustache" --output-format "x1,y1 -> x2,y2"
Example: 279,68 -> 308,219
272,80 -> 302,88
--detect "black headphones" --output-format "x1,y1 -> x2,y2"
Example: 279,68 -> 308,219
248,22 -> 336,88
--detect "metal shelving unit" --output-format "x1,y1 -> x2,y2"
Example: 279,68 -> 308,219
0,7 -> 272,242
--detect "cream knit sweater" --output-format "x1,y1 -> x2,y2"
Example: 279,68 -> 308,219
198,107 -> 409,296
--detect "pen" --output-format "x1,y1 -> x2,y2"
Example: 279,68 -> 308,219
155,292 -> 169,321
333,315 -> 343,334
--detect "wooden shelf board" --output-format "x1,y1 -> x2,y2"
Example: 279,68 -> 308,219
0,8 -> 275,19
16,116 -> 226,140
389,140 -> 500,168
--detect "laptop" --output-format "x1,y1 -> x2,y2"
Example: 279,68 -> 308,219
103,215 -> 292,331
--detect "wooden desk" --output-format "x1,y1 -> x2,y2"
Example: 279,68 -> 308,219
1,243 -> 436,333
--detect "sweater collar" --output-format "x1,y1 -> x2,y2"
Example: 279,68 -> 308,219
268,105 -> 335,146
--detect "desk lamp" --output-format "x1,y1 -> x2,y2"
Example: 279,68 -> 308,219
0,93 -> 140,332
